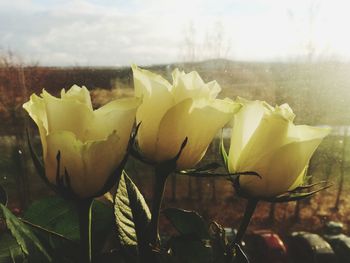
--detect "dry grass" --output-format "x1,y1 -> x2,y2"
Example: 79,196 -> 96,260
91,82 -> 134,107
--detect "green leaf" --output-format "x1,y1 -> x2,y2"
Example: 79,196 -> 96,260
23,196 -> 114,256
114,171 -> 151,257
163,208 -> 209,239
0,204 -> 52,262
0,232 -> 27,263
24,197 -> 79,241
169,235 -> 212,263
21,219 -> 78,263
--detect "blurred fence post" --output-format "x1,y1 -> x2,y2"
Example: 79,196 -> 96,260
15,66 -> 30,210
211,178 -> 216,202
171,174 -> 176,202
324,137 -> 336,182
293,200 -> 301,222
268,203 -> 275,223
196,178 -> 203,201
187,177 -> 193,200
12,146 -> 29,210
334,128 -> 348,210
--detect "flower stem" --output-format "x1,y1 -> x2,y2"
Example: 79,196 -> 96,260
226,199 -> 258,263
78,198 -> 93,263
143,171 -> 169,263
234,198 -> 258,244
149,171 -> 168,246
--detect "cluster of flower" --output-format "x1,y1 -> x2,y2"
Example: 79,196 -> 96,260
23,65 -> 330,200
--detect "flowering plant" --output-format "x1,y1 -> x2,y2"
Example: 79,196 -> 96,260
0,66 -> 331,263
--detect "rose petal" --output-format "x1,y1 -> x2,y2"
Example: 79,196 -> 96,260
132,65 -> 174,158
90,97 -> 140,145
23,94 -> 48,156
60,85 -> 93,110
132,64 -> 172,97
41,89 -> 94,141
239,125 -> 330,197
45,131 -> 122,198
228,98 -> 266,171
235,110 -> 291,172
155,98 -> 240,169
171,69 -> 221,103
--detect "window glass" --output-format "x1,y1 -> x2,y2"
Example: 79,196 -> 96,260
0,0 -> 349,234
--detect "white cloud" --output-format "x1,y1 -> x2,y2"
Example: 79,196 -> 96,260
1,0 -> 350,66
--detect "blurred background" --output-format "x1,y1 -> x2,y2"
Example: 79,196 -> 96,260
1,0 -> 350,242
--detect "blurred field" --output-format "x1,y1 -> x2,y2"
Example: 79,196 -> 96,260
1,58 -> 350,237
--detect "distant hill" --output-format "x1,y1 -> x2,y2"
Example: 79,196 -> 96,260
1,59 -> 350,135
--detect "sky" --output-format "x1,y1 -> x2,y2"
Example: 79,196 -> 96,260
1,0 -> 350,66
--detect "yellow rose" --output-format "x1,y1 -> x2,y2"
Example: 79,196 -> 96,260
23,85 -> 140,198
132,65 -> 241,170
227,97 -> 331,198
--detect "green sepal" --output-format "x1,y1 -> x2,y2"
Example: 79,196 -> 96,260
178,170 -> 260,178
180,162 -> 221,174
26,129 -> 58,194
220,130 -> 229,169
233,175 -> 332,203
263,183 -> 332,203
293,181 -> 328,191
